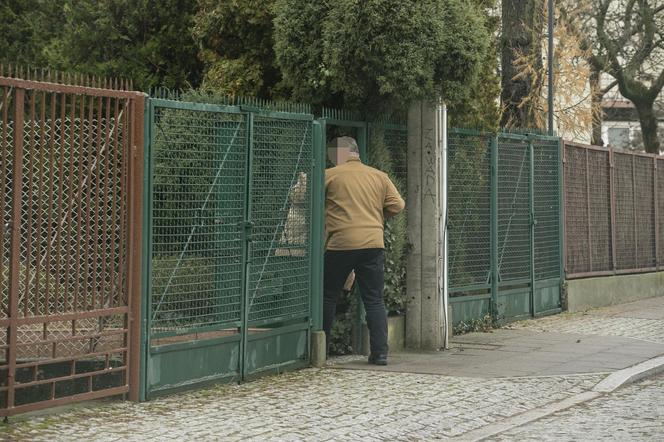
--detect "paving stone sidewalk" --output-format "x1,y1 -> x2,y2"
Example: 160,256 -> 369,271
1,296 -> 662,441
488,373 -> 664,441
0,369 -> 602,441
506,296 -> 664,343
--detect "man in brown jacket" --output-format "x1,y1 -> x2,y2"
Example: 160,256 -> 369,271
324,136 -> 405,365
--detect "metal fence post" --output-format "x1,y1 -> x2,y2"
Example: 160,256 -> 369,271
139,97 -> 153,402
7,88 -> 25,412
529,139 -> 535,317
655,158 -> 660,271
310,120 -> 325,330
609,149 -> 617,273
127,94 -> 145,402
240,111 -> 254,380
632,155 -> 638,268
490,134 -> 499,320
558,139 -> 565,303
585,148 -> 592,272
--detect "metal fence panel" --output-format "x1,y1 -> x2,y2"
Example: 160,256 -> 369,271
497,137 -> 531,284
143,99 -> 318,396
247,115 -> 313,324
564,144 -> 591,274
614,152 -> 638,270
587,149 -> 613,273
533,138 -> 561,280
564,142 -> 664,278
149,105 -> 246,336
447,132 -> 491,292
448,130 -> 562,325
634,156 -> 656,269
0,77 -> 143,416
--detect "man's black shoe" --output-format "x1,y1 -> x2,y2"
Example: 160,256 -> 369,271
368,353 -> 388,366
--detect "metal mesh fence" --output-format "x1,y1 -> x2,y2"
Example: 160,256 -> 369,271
564,142 -> 663,277
1,86 -> 13,320
150,105 -> 246,334
614,152 -> 638,270
563,145 -> 591,273
634,156 -> 656,269
587,149 -> 613,272
382,125 -> 408,191
448,130 -> 563,322
247,116 -> 312,324
497,137 -> 531,284
533,138 -> 561,281
447,132 -> 491,292
1,77 -> 141,415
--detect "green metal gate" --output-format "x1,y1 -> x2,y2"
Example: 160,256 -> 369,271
140,98 -> 321,399
448,130 -> 563,325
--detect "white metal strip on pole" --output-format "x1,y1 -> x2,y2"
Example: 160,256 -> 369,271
442,102 -> 449,350
437,100 -> 449,350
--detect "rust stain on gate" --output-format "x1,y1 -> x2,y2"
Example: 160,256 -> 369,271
0,70 -> 144,416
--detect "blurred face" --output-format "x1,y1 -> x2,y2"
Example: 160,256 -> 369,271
327,146 -> 353,165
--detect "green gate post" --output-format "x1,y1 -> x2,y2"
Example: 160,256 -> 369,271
355,122 -> 369,354
490,135 -> 499,321
311,120 -> 325,330
240,111 -> 254,380
139,99 -> 154,402
558,137 -> 565,308
529,139 -> 536,317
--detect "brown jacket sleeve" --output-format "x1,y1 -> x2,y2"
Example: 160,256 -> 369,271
383,175 -> 405,217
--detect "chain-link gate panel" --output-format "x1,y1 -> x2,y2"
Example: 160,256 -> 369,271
497,138 -> 531,283
149,105 -> 246,339
247,116 -> 313,325
532,137 -> 562,314
144,100 -> 248,397
448,132 -> 491,291
495,136 -> 531,320
533,139 -> 560,280
243,114 -> 314,378
144,101 -> 317,395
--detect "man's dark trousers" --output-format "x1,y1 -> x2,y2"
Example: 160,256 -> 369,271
323,248 -> 387,356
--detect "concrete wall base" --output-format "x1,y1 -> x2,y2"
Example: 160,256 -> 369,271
361,315 -> 406,355
566,271 -> 664,312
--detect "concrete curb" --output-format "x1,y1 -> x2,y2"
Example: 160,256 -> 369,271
592,355 -> 664,393
454,355 -> 664,441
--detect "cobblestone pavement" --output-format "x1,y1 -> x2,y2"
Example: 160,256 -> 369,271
0,368 -> 602,441
506,298 -> 664,344
489,373 -> 664,441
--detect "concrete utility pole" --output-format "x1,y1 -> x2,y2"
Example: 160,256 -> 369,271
406,100 -> 444,350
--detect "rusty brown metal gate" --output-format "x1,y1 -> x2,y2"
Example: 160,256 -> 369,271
0,73 -> 144,416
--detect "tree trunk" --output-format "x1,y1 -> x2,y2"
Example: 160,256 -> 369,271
500,0 -> 545,128
589,66 -> 603,146
634,101 -> 661,154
